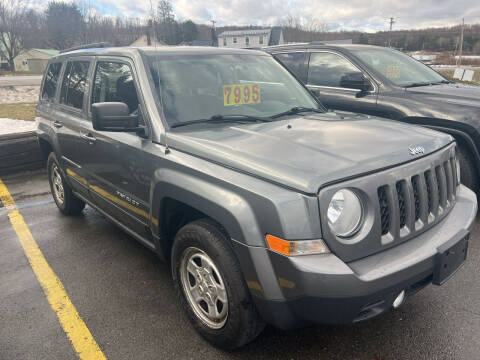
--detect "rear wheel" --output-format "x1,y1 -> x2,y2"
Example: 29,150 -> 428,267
457,145 -> 478,193
171,219 -> 265,349
47,152 -> 85,215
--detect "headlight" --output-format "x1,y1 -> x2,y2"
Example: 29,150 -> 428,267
327,189 -> 363,237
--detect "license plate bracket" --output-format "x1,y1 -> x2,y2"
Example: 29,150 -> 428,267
433,229 -> 469,285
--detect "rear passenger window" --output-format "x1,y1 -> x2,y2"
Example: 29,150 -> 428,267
60,61 -> 90,109
274,53 -> 306,80
91,62 -> 139,114
41,62 -> 62,101
308,52 -> 361,88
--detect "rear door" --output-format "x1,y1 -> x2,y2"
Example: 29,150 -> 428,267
305,51 -> 378,114
55,58 -> 93,200
77,57 -> 153,244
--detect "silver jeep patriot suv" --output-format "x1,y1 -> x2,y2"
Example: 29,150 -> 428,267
36,45 -> 477,348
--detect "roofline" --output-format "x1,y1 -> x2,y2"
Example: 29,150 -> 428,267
50,45 -> 270,60
60,42 -> 112,54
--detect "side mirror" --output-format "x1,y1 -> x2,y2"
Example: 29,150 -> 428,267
91,102 -> 139,132
340,72 -> 372,92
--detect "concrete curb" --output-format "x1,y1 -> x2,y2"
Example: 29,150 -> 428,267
0,131 -> 44,175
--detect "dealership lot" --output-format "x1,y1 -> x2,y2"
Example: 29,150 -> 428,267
1,170 -> 480,360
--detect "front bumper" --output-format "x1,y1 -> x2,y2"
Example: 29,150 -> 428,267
234,185 -> 477,329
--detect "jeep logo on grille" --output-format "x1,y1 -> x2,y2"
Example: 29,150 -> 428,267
409,146 -> 425,156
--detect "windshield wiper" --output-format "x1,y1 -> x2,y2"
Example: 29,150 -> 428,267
270,106 -> 324,119
170,114 -> 272,128
404,82 -> 433,88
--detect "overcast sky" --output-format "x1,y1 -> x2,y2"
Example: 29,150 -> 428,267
43,0 -> 480,32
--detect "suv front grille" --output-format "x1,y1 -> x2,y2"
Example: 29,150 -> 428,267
377,155 -> 458,238
318,143 -> 458,263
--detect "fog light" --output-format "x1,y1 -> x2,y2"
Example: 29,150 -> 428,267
392,290 -> 406,309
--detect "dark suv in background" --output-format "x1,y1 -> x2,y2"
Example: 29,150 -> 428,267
265,43 -> 480,193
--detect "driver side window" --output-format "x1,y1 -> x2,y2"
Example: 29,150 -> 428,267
307,52 -> 362,88
91,61 -> 140,117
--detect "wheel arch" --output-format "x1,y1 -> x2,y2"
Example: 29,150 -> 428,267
149,170 -> 265,262
38,136 -> 54,163
401,116 -> 480,169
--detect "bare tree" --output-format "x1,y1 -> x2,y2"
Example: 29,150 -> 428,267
45,1 -> 85,50
0,0 -> 29,70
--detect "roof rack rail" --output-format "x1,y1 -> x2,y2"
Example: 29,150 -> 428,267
60,42 -> 112,54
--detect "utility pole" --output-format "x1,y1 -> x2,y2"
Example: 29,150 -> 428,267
210,20 -> 217,45
457,18 -> 464,66
388,17 -> 395,48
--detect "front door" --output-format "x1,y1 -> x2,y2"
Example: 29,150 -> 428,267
56,59 -> 93,200
305,51 -> 378,115
77,58 -> 153,244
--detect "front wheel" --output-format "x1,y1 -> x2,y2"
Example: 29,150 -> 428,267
171,219 -> 265,349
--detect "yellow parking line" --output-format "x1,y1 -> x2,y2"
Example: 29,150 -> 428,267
0,179 -> 106,360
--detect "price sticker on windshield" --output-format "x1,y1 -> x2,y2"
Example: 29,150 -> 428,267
386,65 -> 401,79
223,84 -> 261,106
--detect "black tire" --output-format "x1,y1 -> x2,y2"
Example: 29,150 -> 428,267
47,152 -> 85,216
171,219 -> 265,349
457,145 -> 478,193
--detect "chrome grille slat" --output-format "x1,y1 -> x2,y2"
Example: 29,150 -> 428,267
435,165 -> 447,208
416,173 -> 429,225
444,160 -> 454,202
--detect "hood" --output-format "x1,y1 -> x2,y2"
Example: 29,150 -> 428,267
167,112 -> 453,194
405,83 -> 480,107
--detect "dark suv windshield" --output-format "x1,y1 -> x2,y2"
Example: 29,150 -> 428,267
147,54 -> 320,127
352,48 -> 446,87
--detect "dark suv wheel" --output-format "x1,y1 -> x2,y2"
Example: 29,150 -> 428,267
171,219 -> 265,349
47,152 -> 86,215
457,145 -> 478,193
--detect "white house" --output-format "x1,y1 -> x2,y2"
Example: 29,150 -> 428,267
217,27 -> 284,49
14,49 -> 60,73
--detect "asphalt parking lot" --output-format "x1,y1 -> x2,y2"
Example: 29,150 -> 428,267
1,170 -> 480,360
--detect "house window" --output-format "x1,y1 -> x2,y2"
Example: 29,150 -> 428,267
245,37 -> 249,45
223,37 -> 226,46
259,36 -> 264,45
233,37 -> 237,44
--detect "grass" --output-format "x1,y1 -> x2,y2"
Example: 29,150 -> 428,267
0,103 -> 36,121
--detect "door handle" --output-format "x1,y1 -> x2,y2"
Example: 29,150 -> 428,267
80,132 -> 96,145
53,120 -> 63,128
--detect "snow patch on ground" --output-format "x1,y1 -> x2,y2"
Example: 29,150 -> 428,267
0,86 -> 39,104
0,118 -> 37,136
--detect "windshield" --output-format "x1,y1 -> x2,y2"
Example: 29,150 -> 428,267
352,48 -> 446,87
147,53 -> 320,127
